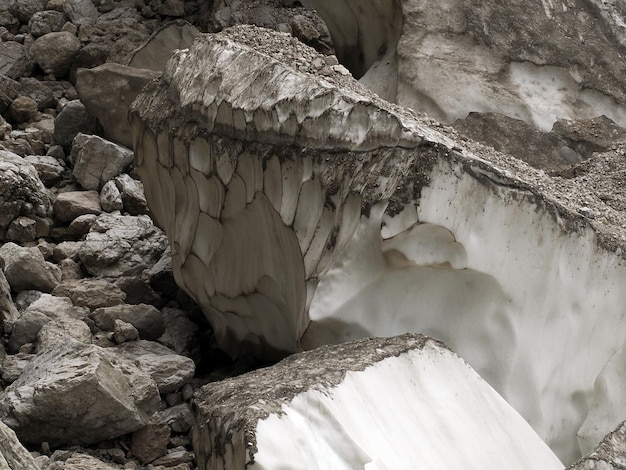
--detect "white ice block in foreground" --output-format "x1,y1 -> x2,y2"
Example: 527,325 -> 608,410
193,334 -> 563,469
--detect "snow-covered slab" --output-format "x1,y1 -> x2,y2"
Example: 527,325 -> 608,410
192,334 -> 563,470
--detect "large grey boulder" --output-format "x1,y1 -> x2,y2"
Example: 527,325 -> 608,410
0,420 -> 41,470
78,213 -> 168,277
70,133 -> 134,191
91,303 -> 165,341
52,277 -> 126,309
0,242 -> 61,293
0,336 -> 160,447
0,150 -> 52,237
0,268 -> 18,328
27,10 -> 68,37
53,190 -> 102,222
0,41 -> 34,79
52,100 -> 100,151
192,334 -> 562,469
75,63 -> 159,148
30,31 -> 81,79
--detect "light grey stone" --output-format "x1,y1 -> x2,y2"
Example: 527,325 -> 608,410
23,155 -> 65,187
75,63 -> 159,148
113,318 -> 139,344
53,190 -> 102,223
100,179 -> 123,212
0,268 -> 18,328
0,242 -> 61,293
0,336 -> 160,447
71,133 -> 134,191
78,213 -> 167,278
0,419 -> 41,470
92,303 -> 164,341
0,150 -> 52,232
112,340 -> 195,394
51,277 -> 126,309
115,173 -> 147,215
0,352 -> 34,384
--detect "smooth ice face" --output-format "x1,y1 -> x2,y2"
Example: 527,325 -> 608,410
251,340 -> 563,470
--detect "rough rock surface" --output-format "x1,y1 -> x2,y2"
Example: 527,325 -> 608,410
0,420 -> 41,470
569,421 -> 626,469
192,333 -> 562,469
0,336 -> 160,447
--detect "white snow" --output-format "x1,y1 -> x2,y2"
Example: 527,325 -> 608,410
251,340 -> 563,469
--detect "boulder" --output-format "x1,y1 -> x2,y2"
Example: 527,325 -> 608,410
7,293 -> 88,352
18,77 -> 55,110
92,303 -> 165,340
99,179 -> 124,212
0,41 -> 34,79
0,149 -> 52,234
70,133 -> 134,190
113,340 -> 195,394
53,190 -> 102,222
192,334 -> 563,469
161,403 -> 193,433
75,63 -> 160,148
0,242 -> 61,293
0,268 -> 18,327
52,278 -> 126,309
52,99 -> 100,151
78,213 -> 168,278
23,155 -> 65,186
158,307 -> 198,355
130,416 -> 171,464
0,420 -> 41,470
60,0 -> 99,24
112,319 -> 139,344
0,336 -> 160,447
27,10 -> 68,37
0,352 -> 34,384
30,31 -> 81,78
115,173 -> 148,215
7,0 -> 47,23
126,20 -> 200,72
0,74 -> 19,113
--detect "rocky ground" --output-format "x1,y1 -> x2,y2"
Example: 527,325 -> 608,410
0,0 -> 331,469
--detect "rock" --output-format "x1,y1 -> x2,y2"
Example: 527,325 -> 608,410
75,63 -> 160,148
5,215 -> 37,242
113,340 -> 195,394
113,319 -> 139,344
18,77 -> 55,110
115,173 -> 148,215
8,293 -> 88,352
148,248 -> 177,298
78,213 -> 167,278
100,179 -> 124,212
0,74 -> 19,113
67,213 -> 97,238
53,190 -> 101,223
0,337 -> 160,446
0,41 -> 33,79
6,95 -> 38,123
151,447 -> 194,467
52,277 -> 126,309
0,242 -> 61,293
130,416 -> 170,464
52,99 -> 100,150
126,20 -> 200,72
114,276 -> 163,307
160,403 -> 193,433
192,334 -> 562,469
0,352 -> 34,384
70,133 -> 134,190
7,0 -> 47,23
23,155 -> 65,186
57,258 -> 83,281
0,419 -> 42,470
63,453 -> 120,470
27,10 -> 67,37
158,0 -> 185,17
61,0 -> 99,24
158,307 -> 198,355
30,31 -> 81,78
0,268 -> 18,327
92,303 -> 164,340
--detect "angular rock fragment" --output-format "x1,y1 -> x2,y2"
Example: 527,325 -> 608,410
53,190 -> 102,222
0,420 -> 41,470
76,63 -> 160,148
130,26 -> 626,464
30,31 -> 81,78
53,100 -> 100,150
52,278 -> 126,309
192,334 -> 563,469
92,303 -> 165,340
112,340 -> 195,394
70,133 -> 134,191
0,242 -> 61,293
0,337 -> 160,447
